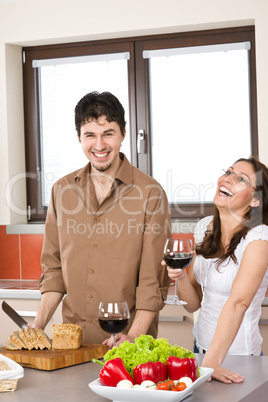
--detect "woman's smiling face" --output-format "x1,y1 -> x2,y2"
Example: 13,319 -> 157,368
213,160 -> 259,217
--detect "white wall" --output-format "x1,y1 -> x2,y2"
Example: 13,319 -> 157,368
0,0 -> 268,224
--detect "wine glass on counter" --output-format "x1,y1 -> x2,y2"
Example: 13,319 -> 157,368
164,237 -> 194,305
98,301 -> 130,347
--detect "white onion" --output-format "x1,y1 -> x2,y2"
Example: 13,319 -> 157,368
140,380 -> 156,390
116,379 -> 134,389
174,376 -> 193,388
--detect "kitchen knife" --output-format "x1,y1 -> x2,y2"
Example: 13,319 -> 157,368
2,301 -> 28,329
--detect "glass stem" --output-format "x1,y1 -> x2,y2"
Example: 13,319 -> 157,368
112,334 -> 116,347
174,279 -> 179,299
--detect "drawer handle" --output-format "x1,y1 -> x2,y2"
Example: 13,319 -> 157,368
16,310 -> 37,317
159,316 -> 185,322
259,319 -> 268,325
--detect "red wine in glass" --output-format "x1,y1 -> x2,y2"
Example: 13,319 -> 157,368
164,238 -> 194,305
98,301 -> 130,347
98,316 -> 130,334
164,252 -> 193,269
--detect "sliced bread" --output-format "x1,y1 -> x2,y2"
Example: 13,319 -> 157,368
35,328 -> 52,349
24,327 -> 41,349
8,333 -> 25,350
12,331 -> 27,349
19,328 -> 35,350
27,327 -> 46,350
4,341 -> 19,351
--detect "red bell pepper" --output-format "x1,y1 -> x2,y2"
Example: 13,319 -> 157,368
133,361 -> 167,384
166,356 -> 198,382
92,358 -> 134,387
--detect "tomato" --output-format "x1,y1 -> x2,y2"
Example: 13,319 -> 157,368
157,382 -> 170,391
176,382 -> 187,391
157,380 -> 175,391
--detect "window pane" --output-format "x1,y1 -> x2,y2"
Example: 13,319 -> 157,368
38,56 -> 130,206
148,47 -> 251,209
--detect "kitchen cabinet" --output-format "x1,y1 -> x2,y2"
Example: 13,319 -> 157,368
0,296 -> 62,346
259,305 -> 268,355
158,303 -> 194,351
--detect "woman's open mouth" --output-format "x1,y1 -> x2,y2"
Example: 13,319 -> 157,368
219,186 -> 234,197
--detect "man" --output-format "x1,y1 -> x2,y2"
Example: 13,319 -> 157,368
31,91 -> 171,348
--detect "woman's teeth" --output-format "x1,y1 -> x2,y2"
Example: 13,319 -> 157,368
219,186 -> 234,197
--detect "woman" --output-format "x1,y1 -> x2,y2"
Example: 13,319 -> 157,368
165,156 -> 268,384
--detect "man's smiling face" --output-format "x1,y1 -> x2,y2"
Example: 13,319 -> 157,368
79,115 -> 125,174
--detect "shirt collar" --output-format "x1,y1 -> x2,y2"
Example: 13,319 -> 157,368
114,153 -> 133,187
74,153 -> 133,188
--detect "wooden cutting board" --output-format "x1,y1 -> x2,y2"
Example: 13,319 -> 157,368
0,343 -> 109,371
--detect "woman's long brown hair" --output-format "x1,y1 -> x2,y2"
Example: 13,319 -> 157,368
195,156 -> 268,265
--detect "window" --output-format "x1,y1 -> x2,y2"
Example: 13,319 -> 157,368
147,42 -> 252,217
23,26 -> 258,221
35,52 -> 131,206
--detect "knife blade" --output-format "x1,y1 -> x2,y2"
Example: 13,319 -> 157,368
2,301 -> 28,329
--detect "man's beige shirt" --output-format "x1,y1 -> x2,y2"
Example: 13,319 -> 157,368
39,154 -> 171,343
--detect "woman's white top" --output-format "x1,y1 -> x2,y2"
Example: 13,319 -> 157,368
193,216 -> 268,355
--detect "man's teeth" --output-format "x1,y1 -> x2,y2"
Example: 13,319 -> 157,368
219,186 -> 234,197
94,152 -> 108,158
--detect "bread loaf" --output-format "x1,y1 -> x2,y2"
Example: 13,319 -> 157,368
52,324 -> 82,350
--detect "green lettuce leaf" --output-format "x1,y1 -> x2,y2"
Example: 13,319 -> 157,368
103,335 -> 196,377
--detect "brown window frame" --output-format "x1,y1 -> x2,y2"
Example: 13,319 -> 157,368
23,26 -> 258,222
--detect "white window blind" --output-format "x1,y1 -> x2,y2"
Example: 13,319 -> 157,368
143,41 -> 251,58
32,52 -> 130,67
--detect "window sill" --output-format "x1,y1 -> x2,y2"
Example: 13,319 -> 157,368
6,224 -> 45,235
5,219 -> 199,235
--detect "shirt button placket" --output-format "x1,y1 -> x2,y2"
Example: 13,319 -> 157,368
88,216 -> 100,326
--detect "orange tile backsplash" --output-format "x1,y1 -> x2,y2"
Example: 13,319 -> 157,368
0,225 -> 43,280
172,232 -> 194,242
0,226 -> 20,279
21,234 -> 43,280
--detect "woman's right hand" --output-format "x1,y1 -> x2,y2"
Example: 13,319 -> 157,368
202,355 -> 245,384
161,260 -> 186,280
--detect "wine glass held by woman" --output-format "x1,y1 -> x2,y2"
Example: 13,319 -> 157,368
163,237 -> 194,305
162,156 -> 268,384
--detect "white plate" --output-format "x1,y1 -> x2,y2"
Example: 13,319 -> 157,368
88,367 -> 214,402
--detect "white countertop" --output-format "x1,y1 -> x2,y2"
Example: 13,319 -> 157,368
0,355 -> 268,402
0,280 -> 41,299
